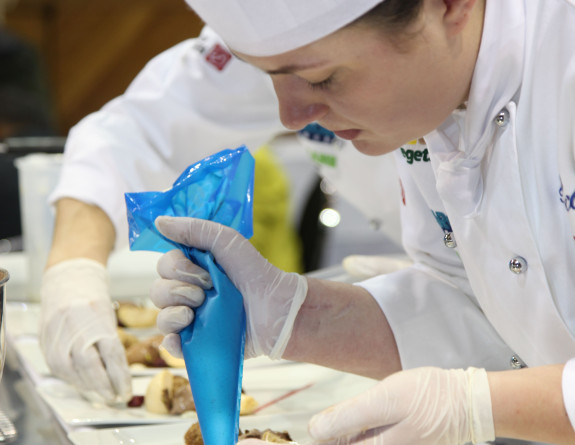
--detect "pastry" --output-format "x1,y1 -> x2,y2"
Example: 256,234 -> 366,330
144,370 -> 258,416
115,301 -> 159,328
126,334 -> 167,367
124,334 -> 186,368
184,422 -> 204,445
184,422 -> 294,445
117,328 -> 139,349
240,429 -> 293,443
145,369 -> 195,415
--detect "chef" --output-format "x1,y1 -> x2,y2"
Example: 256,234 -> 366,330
150,0 -> 575,443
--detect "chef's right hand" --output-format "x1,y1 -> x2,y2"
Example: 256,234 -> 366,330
150,216 -> 308,360
39,258 -> 132,406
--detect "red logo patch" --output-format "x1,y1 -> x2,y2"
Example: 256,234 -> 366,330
205,43 -> 232,71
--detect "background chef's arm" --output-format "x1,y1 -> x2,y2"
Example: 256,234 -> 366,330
46,198 -> 115,268
489,364 -> 575,444
284,278 -> 401,380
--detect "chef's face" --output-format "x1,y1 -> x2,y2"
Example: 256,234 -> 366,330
235,0 -> 482,156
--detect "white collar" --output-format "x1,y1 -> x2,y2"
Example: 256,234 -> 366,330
426,0 -> 525,158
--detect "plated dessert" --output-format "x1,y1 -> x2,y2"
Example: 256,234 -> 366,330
115,301 -> 159,328
130,369 -> 258,417
119,331 -> 186,369
184,422 -> 294,445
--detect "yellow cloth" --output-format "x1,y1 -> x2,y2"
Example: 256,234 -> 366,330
251,146 -> 303,273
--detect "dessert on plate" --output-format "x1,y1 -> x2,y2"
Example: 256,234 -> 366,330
143,370 -> 259,416
115,301 -> 159,328
118,331 -> 186,368
184,422 -> 294,445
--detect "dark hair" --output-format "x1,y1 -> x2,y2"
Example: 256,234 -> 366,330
350,0 -> 425,47
361,0 -> 423,28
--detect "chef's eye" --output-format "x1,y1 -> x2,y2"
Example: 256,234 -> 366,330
307,76 -> 333,91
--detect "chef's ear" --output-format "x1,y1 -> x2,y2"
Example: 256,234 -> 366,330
439,0 -> 480,37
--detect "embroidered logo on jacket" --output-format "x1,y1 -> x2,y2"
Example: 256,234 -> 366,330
298,123 -> 337,143
559,180 -> 575,212
400,139 -> 430,165
205,43 -> 232,71
431,210 -> 453,234
401,147 -> 430,164
559,179 -> 575,240
297,123 -> 340,167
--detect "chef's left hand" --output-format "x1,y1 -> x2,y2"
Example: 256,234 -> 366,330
308,367 -> 495,445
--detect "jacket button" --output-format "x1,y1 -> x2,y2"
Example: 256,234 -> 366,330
509,256 -> 527,274
443,232 -> 457,248
495,109 -> 510,127
510,355 -> 526,369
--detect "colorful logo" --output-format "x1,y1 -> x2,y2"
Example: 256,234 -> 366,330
400,145 -> 430,164
298,123 -> 337,144
431,210 -> 453,234
298,124 -> 339,167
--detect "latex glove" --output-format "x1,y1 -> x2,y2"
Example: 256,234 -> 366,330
309,367 -> 495,445
342,254 -> 413,280
40,258 -> 132,405
151,216 -> 308,360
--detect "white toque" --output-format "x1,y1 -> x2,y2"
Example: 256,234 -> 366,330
185,0 -> 386,57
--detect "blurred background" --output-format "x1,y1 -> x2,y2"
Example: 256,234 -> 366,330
2,0 -> 203,135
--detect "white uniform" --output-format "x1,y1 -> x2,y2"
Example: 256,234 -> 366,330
359,0 -> 575,429
51,0 -> 575,431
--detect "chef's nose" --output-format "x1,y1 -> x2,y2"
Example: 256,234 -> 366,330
273,77 -> 329,131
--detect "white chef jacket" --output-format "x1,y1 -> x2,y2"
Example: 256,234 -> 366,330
359,0 -> 575,429
51,0 -> 575,430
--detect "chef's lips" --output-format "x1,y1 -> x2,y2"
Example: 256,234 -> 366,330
125,146 -> 255,445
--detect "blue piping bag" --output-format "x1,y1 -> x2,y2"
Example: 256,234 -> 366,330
125,146 -> 254,445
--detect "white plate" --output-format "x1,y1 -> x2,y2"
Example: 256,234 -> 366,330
10,322 -> 293,381
12,337 -> 51,376
39,362 -> 376,427
6,302 -> 42,338
6,302 -> 294,377
68,410 -> 316,445
11,336 -> 189,379
37,376 -> 197,426
242,363 -> 376,415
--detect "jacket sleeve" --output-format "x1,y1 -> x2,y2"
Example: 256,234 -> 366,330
356,149 -> 515,371
50,26 -> 285,248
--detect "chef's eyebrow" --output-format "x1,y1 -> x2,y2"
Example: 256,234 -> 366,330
231,51 -> 325,75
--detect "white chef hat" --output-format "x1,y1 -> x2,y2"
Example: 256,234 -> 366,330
185,0 -> 386,57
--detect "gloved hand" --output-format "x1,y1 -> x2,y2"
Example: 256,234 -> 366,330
151,216 -> 308,360
342,254 -> 413,280
308,367 -> 495,445
40,258 -> 132,406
